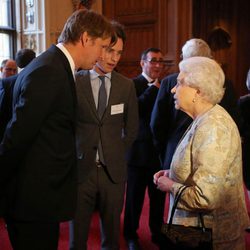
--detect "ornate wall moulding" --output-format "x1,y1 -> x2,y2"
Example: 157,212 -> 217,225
23,34 -> 37,51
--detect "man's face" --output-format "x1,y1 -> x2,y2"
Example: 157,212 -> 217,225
141,51 -> 164,79
94,37 -> 123,74
1,60 -> 17,78
79,35 -> 111,70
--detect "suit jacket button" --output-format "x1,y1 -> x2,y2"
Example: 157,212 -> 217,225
77,153 -> 83,159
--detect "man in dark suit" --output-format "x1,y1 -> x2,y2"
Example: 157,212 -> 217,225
69,21 -> 138,250
0,48 -> 36,141
151,38 -> 240,170
238,69 -> 250,193
0,10 -> 113,250
123,48 -> 166,250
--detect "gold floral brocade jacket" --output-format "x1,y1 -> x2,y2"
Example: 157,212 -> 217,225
169,105 -> 249,249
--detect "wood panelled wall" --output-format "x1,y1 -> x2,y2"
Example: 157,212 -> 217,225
103,0 -> 250,96
103,0 -> 192,79
193,0 -> 250,96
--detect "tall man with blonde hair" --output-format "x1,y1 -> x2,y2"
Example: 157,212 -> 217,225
0,9 -> 113,250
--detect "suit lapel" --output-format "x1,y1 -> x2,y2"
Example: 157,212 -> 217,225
102,72 -> 120,121
76,71 -> 99,119
50,45 -> 77,110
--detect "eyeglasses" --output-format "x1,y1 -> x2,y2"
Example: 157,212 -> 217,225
4,67 -> 17,72
144,58 -> 167,65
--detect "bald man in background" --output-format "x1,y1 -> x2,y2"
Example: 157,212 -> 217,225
0,59 -> 17,79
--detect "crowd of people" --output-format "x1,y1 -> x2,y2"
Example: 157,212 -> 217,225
0,3 -> 249,250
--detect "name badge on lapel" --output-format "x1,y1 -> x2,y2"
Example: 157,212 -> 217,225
111,103 -> 124,115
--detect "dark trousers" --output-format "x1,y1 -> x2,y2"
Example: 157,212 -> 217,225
4,217 -> 59,250
124,165 -> 166,240
69,165 -> 125,250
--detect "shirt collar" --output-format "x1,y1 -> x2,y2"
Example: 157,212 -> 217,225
56,43 -> 76,78
142,72 -> 157,83
90,69 -> 111,80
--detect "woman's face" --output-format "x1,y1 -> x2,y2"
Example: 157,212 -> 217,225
171,72 -> 197,114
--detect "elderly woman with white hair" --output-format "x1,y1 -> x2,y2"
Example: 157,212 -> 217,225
154,57 -> 249,250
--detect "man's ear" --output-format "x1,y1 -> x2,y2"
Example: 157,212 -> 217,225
81,31 -> 89,47
140,60 -> 144,68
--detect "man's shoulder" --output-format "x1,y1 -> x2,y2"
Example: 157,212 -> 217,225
160,72 -> 178,90
0,75 -> 18,88
239,94 -> 250,105
132,74 -> 146,84
162,72 -> 178,82
112,70 -> 132,84
35,45 -> 69,69
75,69 -> 90,80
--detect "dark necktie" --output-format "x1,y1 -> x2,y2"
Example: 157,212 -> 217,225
97,75 -> 107,118
97,75 -> 107,163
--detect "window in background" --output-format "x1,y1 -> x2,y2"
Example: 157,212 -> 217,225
0,0 -> 16,63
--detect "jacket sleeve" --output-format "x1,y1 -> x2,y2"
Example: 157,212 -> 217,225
123,80 -> 139,150
0,66 -> 64,193
137,84 -> 159,117
172,115 -> 242,212
150,77 -> 174,156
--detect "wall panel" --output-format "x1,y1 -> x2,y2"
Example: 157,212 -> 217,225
103,0 -> 192,79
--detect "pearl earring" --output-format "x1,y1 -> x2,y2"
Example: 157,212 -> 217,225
192,98 -> 196,103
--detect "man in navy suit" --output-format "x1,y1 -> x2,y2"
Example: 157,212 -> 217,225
0,48 -> 36,141
124,48 -> 166,250
238,69 -> 250,193
0,10 -> 113,250
151,38 -> 240,170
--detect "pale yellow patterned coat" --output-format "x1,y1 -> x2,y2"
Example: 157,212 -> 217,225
169,105 -> 249,250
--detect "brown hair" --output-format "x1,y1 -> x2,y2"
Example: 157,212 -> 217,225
15,49 -> 36,68
58,9 -> 113,44
110,20 -> 126,44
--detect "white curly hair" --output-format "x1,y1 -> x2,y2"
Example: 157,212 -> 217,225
179,57 -> 225,104
182,38 -> 212,59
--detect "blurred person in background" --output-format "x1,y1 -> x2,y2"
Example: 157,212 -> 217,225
0,59 -> 17,79
0,48 -> 36,140
238,68 -> 250,197
124,47 -> 166,250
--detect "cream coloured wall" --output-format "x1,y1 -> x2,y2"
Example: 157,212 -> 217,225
44,0 -> 74,49
16,0 -> 103,55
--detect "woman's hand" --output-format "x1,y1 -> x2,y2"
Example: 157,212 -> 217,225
153,170 -> 168,185
156,175 -> 175,192
154,170 -> 174,192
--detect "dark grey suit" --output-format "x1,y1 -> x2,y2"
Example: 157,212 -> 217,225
71,70 -> 138,250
